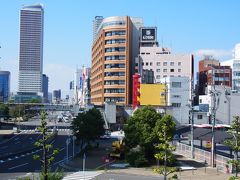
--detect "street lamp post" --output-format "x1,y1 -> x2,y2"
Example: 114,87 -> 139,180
72,136 -> 76,158
83,153 -> 86,180
66,138 -> 70,163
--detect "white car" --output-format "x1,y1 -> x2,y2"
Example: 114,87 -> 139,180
63,116 -> 69,123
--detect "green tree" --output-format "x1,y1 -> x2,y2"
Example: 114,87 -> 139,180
0,104 -> 9,116
224,116 -> 240,178
33,111 -> 59,180
71,108 -> 105,150
124,106 -> 161,160
27,98 -> 42,103
9,105 -> 25,118
153,114 -> 176,180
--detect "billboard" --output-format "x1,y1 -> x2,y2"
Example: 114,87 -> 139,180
141,27 -> 157,42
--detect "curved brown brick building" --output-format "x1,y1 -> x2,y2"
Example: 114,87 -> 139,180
91,16 -> 143,106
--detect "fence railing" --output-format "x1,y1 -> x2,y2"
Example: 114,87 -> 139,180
174,142 -> 232,173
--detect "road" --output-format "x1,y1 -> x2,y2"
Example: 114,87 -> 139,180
0,126 -> 78,175
0,130 -> 42,158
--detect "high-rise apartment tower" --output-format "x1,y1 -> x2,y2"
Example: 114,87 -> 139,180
18,4 -> 44,93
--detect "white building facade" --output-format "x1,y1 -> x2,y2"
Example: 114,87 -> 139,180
199,85 -> 240,125
70,66 -> 91,107
18,4 -> 44,93
136,46 -> 194,83
233,44 -> 240,91
157,76 -> 191,124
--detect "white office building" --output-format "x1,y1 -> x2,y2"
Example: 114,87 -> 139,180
70,66 -> 91,107
199,85 -> 240,125
136,47 -> 193,82
18,4 -> 44,93
233,44 -> 240,91
92,16 -> 103,41
221,43 -> 240,91
157,76 -> 191,124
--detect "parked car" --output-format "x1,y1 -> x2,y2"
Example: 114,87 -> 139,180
57,115 -> 63,122
63,116 -> 69,123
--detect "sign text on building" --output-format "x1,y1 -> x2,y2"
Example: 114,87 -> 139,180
141,28 -> 156,41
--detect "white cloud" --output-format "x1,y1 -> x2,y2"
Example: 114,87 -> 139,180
193,49 -> 233,59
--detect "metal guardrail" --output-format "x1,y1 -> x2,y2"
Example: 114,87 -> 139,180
174,141 -> 232,173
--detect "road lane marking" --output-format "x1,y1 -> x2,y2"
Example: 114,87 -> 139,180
8,163 -> 29,170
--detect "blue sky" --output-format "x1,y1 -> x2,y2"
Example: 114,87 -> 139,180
1,0 -> 240,95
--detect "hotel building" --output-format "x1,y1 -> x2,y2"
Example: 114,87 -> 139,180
91,16 -> 143,106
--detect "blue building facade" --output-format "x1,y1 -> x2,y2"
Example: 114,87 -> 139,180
0,71 -> 10,103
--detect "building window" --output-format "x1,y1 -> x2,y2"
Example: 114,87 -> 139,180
163,62 -> 167,66
146,62 -> 149,66
156,62 -> 161,66
105,55 -> 125,60
104,88 -> 125,93
170,62 -> 174,66
163,69 -> 167,72
104,97 -> 125,102
172,95 -> 181,98
163,75 -> 167,77
105,47 -> 125,52
170,69 -> 174,72
156,69 -> 161,72
172,82 -> 181,88
172,103 -> 181,107
178,62 -> 181,66
156,75 -> 160,79
197,115 -> 203,119
199,99 -> 202,103
104,80 -> 125,85
104,72 -> 125,77
178,69 -> 181,72
105,30 -> 126,37
150,62 -> 152,66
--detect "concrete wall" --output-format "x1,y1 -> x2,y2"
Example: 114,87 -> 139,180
105,102 -> 116,124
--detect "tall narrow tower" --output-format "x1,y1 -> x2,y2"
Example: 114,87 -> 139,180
18,4 -> 44,93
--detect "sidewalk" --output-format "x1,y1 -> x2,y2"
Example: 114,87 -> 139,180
62,140 -> 232,180
62,140 -> 112,171
172,154 -> 232,180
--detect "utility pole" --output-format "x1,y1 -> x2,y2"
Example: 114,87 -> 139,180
164,77 -> 167,116
190,76 -> 195,159
210,88 -> 216,167
210,65 -> 218,168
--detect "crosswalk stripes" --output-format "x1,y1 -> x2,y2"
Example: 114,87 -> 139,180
22,129 -> 70,133
63,171 -> 103,180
